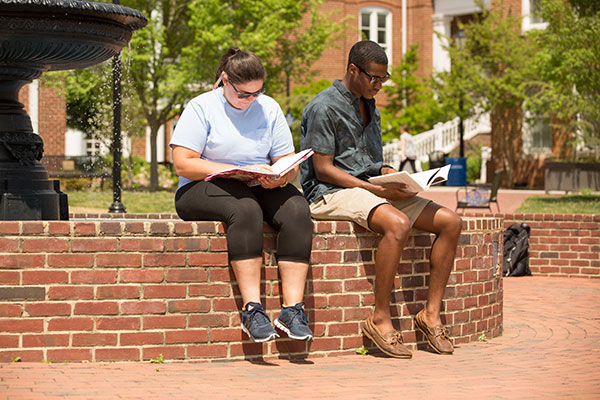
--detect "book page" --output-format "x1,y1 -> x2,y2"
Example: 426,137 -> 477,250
368,164 -> 450,192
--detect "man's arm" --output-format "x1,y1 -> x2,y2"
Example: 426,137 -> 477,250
312,152 -> 417,201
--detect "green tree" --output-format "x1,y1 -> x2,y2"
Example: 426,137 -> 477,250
124,0 -> 342,190
381,45 -> 447,141
527,0 -> 600,159
434,1 -> 539,186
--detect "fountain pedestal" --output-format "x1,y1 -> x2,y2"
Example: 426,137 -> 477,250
0,0 -> 147,220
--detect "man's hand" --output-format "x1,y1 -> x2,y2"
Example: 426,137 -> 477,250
368,182 -> 418,201
381,166 -> 398,175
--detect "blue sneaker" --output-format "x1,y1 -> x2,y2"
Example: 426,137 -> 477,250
241,302 -> 279,343
274,302 -> 313,341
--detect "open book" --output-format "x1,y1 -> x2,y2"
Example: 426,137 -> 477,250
368,164 -> 451,192
204,148 -> 314,185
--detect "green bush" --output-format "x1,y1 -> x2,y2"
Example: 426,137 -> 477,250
63,177 -> 91,191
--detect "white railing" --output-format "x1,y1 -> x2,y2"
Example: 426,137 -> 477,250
382,112 -> 491,170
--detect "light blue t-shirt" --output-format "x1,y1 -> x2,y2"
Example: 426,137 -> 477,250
170,88 -> 294,189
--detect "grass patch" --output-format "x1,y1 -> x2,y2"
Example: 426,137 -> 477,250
66,190 -> 176,213
517,194 -> 600,214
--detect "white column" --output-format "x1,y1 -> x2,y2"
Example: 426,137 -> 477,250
29,79 -> 39,134
432,13 -> 453,73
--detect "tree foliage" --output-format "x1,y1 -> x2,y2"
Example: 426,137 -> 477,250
434,1 -> 539,186
60,0 -> 343,190
381,45 -> 447,142
527,0 -> 600,158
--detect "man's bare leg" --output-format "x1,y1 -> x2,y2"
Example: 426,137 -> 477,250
368,204 -> 412,334
413,203 -> 462,327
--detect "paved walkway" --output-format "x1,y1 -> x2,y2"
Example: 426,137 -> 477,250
421,186 -> 548,214
1,276 -> 599,399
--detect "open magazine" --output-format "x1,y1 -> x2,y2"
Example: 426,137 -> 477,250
205,148 -> 314,186
368,164 -> 451,192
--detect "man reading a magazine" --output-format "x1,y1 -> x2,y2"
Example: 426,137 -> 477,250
300,40 -> 462,358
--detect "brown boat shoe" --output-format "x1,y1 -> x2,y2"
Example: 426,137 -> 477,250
361,317 -> 412,359
414,309 -> 454,354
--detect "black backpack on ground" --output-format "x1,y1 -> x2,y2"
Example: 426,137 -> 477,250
503,223 -> 532,277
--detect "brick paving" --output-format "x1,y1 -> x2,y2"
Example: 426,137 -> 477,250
1,276 -> 599,399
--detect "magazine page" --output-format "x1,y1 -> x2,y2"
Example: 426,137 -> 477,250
204,148 -> 314,183
368,164 -> 450,192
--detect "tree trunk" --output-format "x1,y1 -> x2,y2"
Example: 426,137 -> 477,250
491,105 -> 522,187
149,124 -> 159,191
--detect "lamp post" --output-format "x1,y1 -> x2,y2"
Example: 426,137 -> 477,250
108,0 -> 126,213
454,28 -> 466,159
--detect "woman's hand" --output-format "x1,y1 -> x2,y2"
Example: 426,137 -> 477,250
257,171 -> 292,189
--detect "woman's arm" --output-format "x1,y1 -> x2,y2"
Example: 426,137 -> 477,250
172,145 -> 239,181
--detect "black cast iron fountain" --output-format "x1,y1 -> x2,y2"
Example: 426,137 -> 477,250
0,0 -> 147,220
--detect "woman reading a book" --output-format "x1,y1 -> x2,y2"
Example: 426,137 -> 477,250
169,48 -> 314,343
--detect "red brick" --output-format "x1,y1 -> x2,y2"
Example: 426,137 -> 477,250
328,294 -> 360,307
143,285 -> 186,298
210,328 -> 243,342
310,337 -> 341,351
47,349 -> 91,362
47,221 -> 70,235
0,319 -> 43,332
124,222 -> 145,234
100,221 -> 122,234
47,254 -> 94,268
0,221 -> 20,234
0,271 -> 19,284
167,299 -> 211,313
97,253 -> 142,267
120,238 -> 165,252
0,335 -> 19,347
0,238 -> 18,252
310,251 -> 342,264
97,285 -> 140,299
74,302 -> 119,315
23,334 -> 69,347
173,222 -> 193,234
22,222 -> 44,234
22,270 -> 68,284
120,331 -> 163,345
95,348 -> 140,362
96,317 -> 140,331
48,286 -> 94,300
22,238 -> 68,253
143,253 -> 186,267
143,315 -> 186,329
120,269 -> 164,283
189,253 -> 229,266
166,269 -> 208,282
209,237 -> 228,251
142,346 -> 185,361
165,238 -> 208,252
74,222 -> 97,236
0,254 -> 45,269
48,317 -> 93,331
187,344 -> 228,358
71,270 -> 117,284
0,350 -> 43,362
165,329 -> 208,344
189,283 -> 230,297
121,300 -> 165,315
325,265 -> 358,279
24,303 -> 71,316
189,313 -> 230,328
328,322 -> 359,336
0,304 -> 22,317
71,238 -> 118,252
72,333 -> 117,346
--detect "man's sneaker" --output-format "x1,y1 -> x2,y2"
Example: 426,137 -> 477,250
274,302 -> 314,341
241,302 -> 279,343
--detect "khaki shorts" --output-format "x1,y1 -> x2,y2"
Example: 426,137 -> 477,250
309,187 -> 431,231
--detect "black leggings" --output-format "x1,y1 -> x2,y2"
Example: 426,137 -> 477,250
399,158 -> 417,173
175,179 -> 313,264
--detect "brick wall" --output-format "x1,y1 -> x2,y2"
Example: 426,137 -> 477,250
0,216 -> 503,363
502,213 -> 600,278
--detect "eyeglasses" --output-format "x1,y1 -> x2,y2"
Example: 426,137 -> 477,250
229,81 -> 265,99
354,64 -> 390,85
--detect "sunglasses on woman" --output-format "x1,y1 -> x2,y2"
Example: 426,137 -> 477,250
213,71 -> 265,99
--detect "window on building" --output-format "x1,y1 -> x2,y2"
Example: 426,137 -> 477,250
523,111 -> 552,155
360,7 -> 392,62
522,0 -> 547,31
